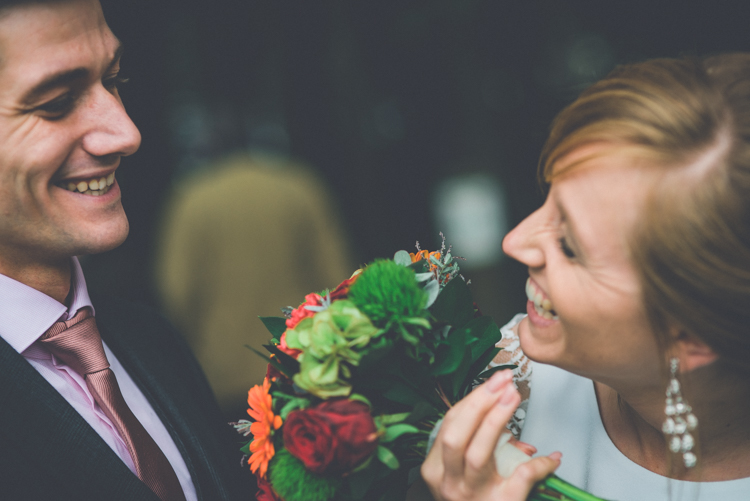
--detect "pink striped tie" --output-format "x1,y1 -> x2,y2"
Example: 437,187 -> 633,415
39,309 -> 186,501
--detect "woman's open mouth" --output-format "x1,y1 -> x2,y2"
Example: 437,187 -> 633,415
526,278 -> 559,320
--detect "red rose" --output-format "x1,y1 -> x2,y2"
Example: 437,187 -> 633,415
283,399 -> 378,475
286,293 -> 322,330
255,474 -> 282,501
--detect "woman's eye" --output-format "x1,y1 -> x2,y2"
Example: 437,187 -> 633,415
559,237 -> 576,258
36,94 -> 76,119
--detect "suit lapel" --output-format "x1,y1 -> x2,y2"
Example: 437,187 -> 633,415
0,336 -> 159,500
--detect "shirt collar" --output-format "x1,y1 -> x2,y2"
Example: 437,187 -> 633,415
0,257 -> 94,354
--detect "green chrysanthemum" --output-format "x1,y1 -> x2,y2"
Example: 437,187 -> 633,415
268,448 -> 341,501
349,259 -> 428,326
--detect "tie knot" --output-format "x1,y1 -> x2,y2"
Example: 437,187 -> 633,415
39,309 -> 110,376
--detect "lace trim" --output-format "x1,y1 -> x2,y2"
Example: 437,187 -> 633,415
488,313 -> 531,439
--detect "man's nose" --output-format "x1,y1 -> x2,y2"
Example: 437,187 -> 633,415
80,86 -> 141,159
502,209 -> 545,269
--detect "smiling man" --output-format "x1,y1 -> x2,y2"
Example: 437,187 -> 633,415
0,1 -> 250,500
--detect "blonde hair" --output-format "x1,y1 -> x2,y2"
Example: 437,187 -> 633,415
540,54 -> 750,373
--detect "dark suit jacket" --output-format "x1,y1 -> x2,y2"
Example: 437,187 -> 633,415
0,295 -> 254,500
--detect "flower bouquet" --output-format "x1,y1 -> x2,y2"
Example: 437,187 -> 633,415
234,236 -> 610,501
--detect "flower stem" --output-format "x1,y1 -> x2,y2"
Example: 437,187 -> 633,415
527,474 -> 612,501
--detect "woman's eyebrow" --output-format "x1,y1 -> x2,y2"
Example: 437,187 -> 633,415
554,191 -> 585,250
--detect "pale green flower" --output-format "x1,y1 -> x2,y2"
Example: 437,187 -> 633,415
285,300 -> 381,398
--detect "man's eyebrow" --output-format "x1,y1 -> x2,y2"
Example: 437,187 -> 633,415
19,42 -> 125,106
107,43 -> 125,73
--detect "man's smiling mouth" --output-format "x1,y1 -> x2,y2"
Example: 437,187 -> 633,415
57,172 -> 115,196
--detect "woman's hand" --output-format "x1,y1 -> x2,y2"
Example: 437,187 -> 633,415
421,370 -> 561,500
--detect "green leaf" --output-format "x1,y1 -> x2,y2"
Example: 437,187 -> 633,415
448,346 -> 474,399
259,316 -> 288,340
376,473 -> 410,501
239,440 -> 251,455
402,317 -> 432,329
414,272 -> 433,282
349,393 -> 372,408
423,279 -> 440,307
263,343 -> 301,375
460,347 -> 501,397
430,328 -> 467,376
358,337 -> 394,371
376,446 -> 400,470
378,412 -> 411,425
278,397 -> 309,419
382,423 -> 420,443
408,260 -> 429,273
383,385 -> 426,406
350,454 -> 374,474
464,317 -> 502,362
393,250 -> 413,266
245,345 -> 272,364
476,364 -> 518,380
429,277 -> 474,327
406,401 -> 440,424
345,459 -> 380,498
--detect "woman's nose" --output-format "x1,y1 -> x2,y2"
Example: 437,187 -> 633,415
80,86 -> 141,160
502,208 -> 546,269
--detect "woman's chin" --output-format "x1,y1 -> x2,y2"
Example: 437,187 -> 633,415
517,312 -> 565,364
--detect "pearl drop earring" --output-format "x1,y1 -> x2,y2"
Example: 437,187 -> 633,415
662,357 -> 698,468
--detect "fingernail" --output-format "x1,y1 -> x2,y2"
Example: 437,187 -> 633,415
549,451 -> 562,461
498,386 -> 517,406
484,370 -> 512,393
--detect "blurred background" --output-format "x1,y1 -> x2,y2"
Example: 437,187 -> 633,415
92,0 -> 750,416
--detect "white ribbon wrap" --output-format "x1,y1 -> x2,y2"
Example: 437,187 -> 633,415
428,419 -> 532,477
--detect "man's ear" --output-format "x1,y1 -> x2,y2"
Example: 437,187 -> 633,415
669,326 -> 719,372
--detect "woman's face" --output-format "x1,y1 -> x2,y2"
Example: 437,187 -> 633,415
502,144 -> 664,387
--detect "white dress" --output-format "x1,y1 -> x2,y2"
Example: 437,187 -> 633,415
493,315 -> 750,501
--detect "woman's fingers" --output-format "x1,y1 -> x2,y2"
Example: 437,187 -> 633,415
462,386 -> 521,485
439,370 -> 514,477
511,440 -> 537,456
422,370 -> 558,501
500,454 -> 562,500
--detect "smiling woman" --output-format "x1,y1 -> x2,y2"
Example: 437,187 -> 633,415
421,54 -> 750,501
0,0 -> 140,302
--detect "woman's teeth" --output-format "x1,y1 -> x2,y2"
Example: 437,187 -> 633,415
60,173 -> 115,196
526,278 -> 558,321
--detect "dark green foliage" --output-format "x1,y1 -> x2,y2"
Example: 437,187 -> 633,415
429,277 -> 474,327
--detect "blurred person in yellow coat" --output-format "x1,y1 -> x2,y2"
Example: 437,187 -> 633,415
156,152 -> 354,416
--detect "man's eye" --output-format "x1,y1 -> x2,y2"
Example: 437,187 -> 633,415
559,237 -> 576,258
36,94 -> 76,119
103,74 -> 129,93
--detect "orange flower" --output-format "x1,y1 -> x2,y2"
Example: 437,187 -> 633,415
247,378 -> 283,478
410,250 -> 441,271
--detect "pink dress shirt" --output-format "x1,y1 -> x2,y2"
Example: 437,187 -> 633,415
0,258 -> 197,501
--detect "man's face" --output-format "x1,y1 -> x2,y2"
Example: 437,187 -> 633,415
0,0 -> 140,270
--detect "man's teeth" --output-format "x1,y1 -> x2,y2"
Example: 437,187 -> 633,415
525,278 -> 559,321
62,173 -> 115,195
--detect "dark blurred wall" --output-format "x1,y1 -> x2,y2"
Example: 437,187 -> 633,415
87,0 -> 750,324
